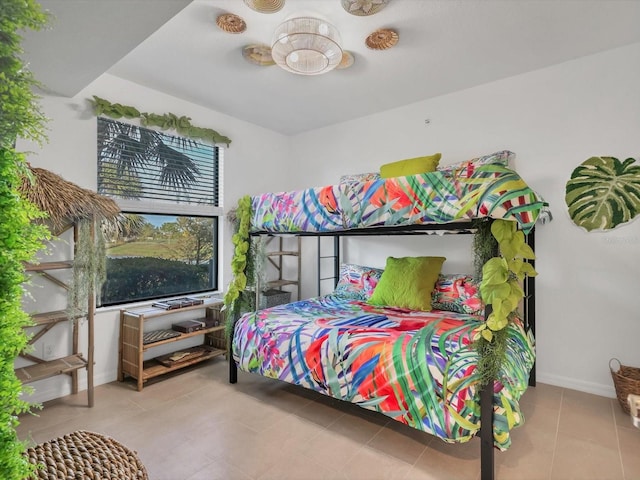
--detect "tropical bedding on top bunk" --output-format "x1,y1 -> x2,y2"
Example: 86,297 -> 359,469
251,150 -> 546,235
232,265 -> 535,450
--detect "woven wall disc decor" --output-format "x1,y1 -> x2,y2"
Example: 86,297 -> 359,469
336,51 -> 355,70
342,0 -> 390,16
242,44 -> 275,66
365,28 -> 398,50
243,0 -> 285,13
216,13 -> 247,33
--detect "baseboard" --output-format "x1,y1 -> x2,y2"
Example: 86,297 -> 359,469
537,372 -> 615,398
22,368 -> 616,405
20,369 -> 118,406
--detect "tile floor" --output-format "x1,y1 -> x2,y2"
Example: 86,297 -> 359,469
17,360 -> 640,480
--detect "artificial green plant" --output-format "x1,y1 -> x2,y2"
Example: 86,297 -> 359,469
67,219 -> 107,319
0,2 -> 50,477
223,195 -> 252,338
89,96 -> 232,147
474,219 -> 537,385
471,218 -> 497,280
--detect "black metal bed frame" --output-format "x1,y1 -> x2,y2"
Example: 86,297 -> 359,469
229,219 -> 536,480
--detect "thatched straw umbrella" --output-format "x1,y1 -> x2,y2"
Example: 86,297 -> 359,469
19,165 -> 120,235
18,166 -> 120,409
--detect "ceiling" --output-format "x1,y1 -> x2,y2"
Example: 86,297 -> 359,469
21,0 -> 640,135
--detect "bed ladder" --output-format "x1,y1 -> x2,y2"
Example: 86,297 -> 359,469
316,236 -> 340,296
524,227 -> 536,387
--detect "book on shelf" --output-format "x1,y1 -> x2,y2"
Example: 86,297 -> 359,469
151,297 -> 204,310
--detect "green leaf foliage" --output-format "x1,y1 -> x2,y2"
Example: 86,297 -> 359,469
490,217 -> 516,244
481,257 -> 509,286
102,257 -> 211,305
471,218 -> 497,280
0,0 -> 47,480
565,156 -> 640,231
475,328 -> 509,388
0,150 -> 49,480
475,219 -> 537,385
0,0 -> 48,147
0,2 -> 50,478
90,96 -> 232,147
224,196 -> 253,339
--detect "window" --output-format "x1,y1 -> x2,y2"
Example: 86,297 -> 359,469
97,117 -> 222,306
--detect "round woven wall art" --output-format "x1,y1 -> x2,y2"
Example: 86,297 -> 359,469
342,0 -> 390,16
242,44 -> 275,66
365,28 -> 398,50
243,0 -> 285,13
216,13 -> 247,34
336,51 -> 355,70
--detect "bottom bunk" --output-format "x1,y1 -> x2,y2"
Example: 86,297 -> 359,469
230,293 -> 535,453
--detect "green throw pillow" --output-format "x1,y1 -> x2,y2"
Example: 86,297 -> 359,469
368,256 -> 446,311
380,153 -> 442,179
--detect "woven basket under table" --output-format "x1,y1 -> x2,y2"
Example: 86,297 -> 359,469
24,430 -> 148,479
610,358 -> 640,415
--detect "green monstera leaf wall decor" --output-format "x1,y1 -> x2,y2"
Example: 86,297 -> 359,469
565,156 -> 640,232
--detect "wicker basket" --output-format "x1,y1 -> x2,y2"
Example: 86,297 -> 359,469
610,358 -> 640,415
24,430 -> 148,479
259,289 -> 291,309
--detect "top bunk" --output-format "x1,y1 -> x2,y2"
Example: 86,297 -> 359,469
250,151 -> 549,236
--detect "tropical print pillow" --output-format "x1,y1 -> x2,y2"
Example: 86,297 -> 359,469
431,273 -> 484,315
334,263 -> 383,300
339,172 -> 381,185
437,150 -> 515,177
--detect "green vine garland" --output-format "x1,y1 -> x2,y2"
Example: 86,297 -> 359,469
223,196 -> 252,338
89,96 -> 232,147
475,219 -> 537,385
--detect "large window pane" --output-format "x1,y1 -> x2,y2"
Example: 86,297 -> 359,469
96,117 -> 222,307
100,213 -> 218,306
97,117 -> 219,206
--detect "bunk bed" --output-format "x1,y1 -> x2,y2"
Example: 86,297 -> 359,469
228,151 -> 546,480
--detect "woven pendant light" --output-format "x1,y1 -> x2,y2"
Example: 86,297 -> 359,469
271,17 -> 343,75
243,0 -> 285,13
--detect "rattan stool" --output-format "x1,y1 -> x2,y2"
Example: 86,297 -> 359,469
24,430 -> 148,479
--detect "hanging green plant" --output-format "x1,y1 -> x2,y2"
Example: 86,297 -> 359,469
89,96 -> 232,147
224,196 -> 252,338
471,218 -> 497,280
474,219 -> 537,385
67,219 -> 107,320
565,156 -> 640,232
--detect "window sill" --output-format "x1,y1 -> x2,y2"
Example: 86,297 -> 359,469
96,291 -> 224,314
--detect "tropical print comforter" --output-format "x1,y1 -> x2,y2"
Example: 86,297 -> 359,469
251,165 -> 545,235
232,294 -> 535,450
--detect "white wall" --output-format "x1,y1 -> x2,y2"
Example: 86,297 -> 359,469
16,73 -> 291,403
290,42 -> 640,398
